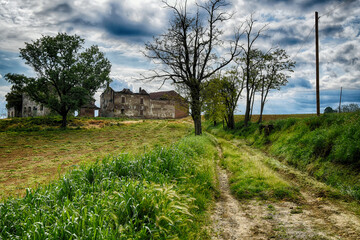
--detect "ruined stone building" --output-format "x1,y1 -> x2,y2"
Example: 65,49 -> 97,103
7,94 -> 51,118
100,87 -> 189,119
7,94 -> 99,118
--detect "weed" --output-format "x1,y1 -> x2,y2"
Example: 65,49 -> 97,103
290,206 -> 303,214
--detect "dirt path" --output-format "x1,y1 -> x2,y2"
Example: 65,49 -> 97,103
211,139 -> 360,239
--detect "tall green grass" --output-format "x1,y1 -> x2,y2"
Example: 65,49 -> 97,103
218,138 -> 299,201
0,135 -> 217,239
207,112 -> 360,200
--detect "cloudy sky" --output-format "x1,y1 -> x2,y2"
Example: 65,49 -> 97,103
0,0 -> 359,117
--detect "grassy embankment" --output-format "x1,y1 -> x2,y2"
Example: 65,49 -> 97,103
0,117 -> 219,239
207,112 -> 360,201
0,117 -> 192,198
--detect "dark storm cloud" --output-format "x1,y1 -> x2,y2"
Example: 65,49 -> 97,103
320,24 -> 343,36
301,0 -> 337,10
253,0 -> 338,11
101,3 -> 159,38
48,2 -> 160,39
332,43 -> 359,65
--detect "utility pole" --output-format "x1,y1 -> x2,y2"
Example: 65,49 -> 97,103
339,87 -> 342,113
315,11 -> 320,116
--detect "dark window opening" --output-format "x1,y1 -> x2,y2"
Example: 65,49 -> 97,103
40,105 -> 43,111
140,110 -> 143,116
140,98 -> 143,104
121,109 -> 125,115
122,97 -> 125,103
24,107 -> 27,113
33,106 -> 37,111
28,107 -> 31,112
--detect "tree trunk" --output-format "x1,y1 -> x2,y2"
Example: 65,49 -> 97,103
250,91 -> 256,121
244,99 -> 251,126
227,112 -> 235,129
258,101 -> 265,124
61,113 -> 67,128
191,89 -> 202,135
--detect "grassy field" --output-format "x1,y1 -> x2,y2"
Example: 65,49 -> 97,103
234,114 -> 316,123
0,134 -> 218,239
0,117 -> 192,199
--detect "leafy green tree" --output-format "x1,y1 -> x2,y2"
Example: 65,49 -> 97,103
324,106 -> 336,114
204,69 -> 244,129
258,48 -> 295,123
203,76 -> 226,126
5,33 -> 111,127
5,78 -> 24,117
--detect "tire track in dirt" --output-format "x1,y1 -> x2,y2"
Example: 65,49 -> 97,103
211,139 -> 360,239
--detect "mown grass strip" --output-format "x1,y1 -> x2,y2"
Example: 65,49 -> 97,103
0,135 -> 217,239
217,138 -> 299,201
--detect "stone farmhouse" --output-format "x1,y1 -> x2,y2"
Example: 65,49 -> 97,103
7,94 -> 51,118
100,87 -> 189,119
7,93 -> 97,118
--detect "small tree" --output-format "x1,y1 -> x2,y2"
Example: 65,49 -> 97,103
258,48 -> 295,123
203,69 -> 244,129
339,103 -> 360,113
203,76 -> 226,126
324,106 -> 336,114
5,33 -> 111,127
144,0 -> 241,135
5,78 -> 23,117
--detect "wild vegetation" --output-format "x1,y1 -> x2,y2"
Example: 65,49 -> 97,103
0,133 -> 217,239
0,117 -> 192,198
207,112 -> 360,200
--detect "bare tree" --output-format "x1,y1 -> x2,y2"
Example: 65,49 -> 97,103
144,0 -> 241,135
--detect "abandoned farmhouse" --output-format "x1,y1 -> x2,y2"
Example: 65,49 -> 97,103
7,94 -> 51,118
100,87 -> 188,119
7,88 -> 189,119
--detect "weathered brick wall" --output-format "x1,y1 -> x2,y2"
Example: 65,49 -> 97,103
149,100 -> 175,119
112,92 -> 151,118
100,88 -> 115,117
79,108 -> 95,117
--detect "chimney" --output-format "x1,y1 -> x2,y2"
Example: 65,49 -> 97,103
139,87 -> 142,93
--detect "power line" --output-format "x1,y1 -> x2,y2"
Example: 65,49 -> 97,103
319,0 -> 352,19
293,23 -> 315,59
